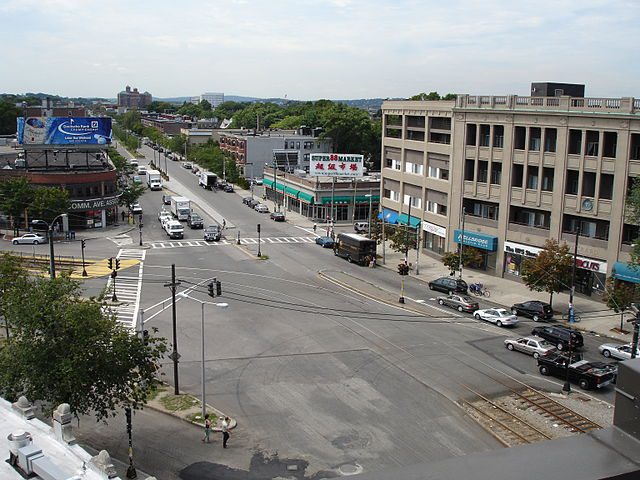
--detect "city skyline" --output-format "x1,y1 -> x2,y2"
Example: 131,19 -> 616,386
1,0 -> 639,100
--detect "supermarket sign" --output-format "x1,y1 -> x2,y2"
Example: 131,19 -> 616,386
310,153 -> 363,177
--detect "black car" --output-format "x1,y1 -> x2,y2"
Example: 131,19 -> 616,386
537,351 -> 617,390
428,277 -> 468,295
511,300 -> 553,322
204,225 -> 222,242
270,212 -> 285,222
162,194 -> 172,205
242,197 -> 253,205
187,213 -> 204,229
531,325 -> 584,351
247,199 -> 260,209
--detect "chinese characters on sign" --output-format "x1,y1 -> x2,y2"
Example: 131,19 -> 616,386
310,153 -> 364,177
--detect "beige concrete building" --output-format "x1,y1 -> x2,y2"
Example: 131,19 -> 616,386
381,93 -> 640,296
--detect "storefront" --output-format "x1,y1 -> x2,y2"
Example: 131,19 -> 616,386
69,195 -> 120,229
454,230 -> 498,271
612,262 -> 640,285
422,221 -> 446,255
503,240 -> 607,296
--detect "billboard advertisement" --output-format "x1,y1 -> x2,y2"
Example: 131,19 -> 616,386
309,153 -> 364,177
17,117 -> 112,146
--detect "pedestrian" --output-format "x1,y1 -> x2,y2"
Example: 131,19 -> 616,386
222,219 -> 226,230
313,223 -> 317,234
221,416 -> 230,448
121,210 -> 126,222
202,414 -> 212,443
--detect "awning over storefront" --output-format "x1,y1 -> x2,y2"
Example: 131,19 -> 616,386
284,186 -> 299,197
263,178 -> 274,188
298,191 -> 314,203
354,195 -> 380,203
377,208 -> 398,224
275,183 -> 285,192
612,262 -> 640,284
397,213 -> 421,227
320,196 -> 352,204
454,229 -> 498,251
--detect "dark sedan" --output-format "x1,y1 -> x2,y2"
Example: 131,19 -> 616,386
270,212 -> 285,222
315,236 -> 335,248
437,294 -> 479,313
511,300 -> 553,322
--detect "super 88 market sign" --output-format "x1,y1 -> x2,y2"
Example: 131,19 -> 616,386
310,153 -> 364,177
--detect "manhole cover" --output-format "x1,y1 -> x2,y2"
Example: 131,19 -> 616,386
339,463 -> 363,476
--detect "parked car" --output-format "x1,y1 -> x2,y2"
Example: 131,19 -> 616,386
192,166 -> 200,174
354,222 -> 368,234
531,325 -> 584,351
137,165 -> 148,175
511,300 -> 553,322
474,308 -> 518,327
187,213 -> 204,229
162,194 -> 172,205
428,277 -> 468,295
204,225 -> 222,241
158,210 -> 172,223
224,184 -> 234,193
242,196 -> 253,206
538,351 -> 617,390
504,336 -> 557,359
437,294 -> 479,313
254,204 -> 269,213
132,175 -> 142,184
270,212 -> 285,222
315,236 -> 335,248
247,199 -> 260,209
182,162 -> 193,169
598,342 -> 640,360
12,233 -> 46,245
130,203 -> 143,214
254,178 -> 263,185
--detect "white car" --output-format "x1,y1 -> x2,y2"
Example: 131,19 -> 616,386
474,308 -> 518,327
137,165 -> 148,175
130,203 -> 143,214
158,210 -> 172,224
182,162 -> 193,169
254,178 -> 263,185
598,342 -> 640,360
504,336 -> 556,359
254,204 -> 269,213
12,233 -> 47,245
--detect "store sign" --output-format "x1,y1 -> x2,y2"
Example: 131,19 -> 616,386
310,153 -> 363,177
454,229 -> 498,251
422,221 -> 446,238
503,241 -> 607,273
69,195 -> 120,212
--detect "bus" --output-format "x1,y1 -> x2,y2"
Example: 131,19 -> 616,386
335,233 -> 377,266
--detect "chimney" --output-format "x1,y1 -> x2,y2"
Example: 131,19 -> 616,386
52,403 -> 76,444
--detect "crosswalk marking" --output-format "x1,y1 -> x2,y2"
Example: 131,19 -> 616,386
148,236 -> 316,249
105,248 -> 146,330
107,234 -> 133,246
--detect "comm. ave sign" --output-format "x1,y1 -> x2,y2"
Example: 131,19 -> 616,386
69,195 -> 120,212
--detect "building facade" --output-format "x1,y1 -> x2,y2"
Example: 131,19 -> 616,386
117,86 -> 152,109
380,93 -> 640,293
200,92 -> 225,108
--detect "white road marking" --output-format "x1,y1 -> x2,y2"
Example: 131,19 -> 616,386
104,248 -> 146,330
147,236 -> 317,249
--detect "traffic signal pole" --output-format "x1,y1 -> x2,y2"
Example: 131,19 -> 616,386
164,264 -> 181,395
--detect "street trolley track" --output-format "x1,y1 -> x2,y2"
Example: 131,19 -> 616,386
462,384 -> 551,447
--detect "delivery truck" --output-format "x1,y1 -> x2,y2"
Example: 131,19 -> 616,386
171,196 -> 191,221
147,170 -> 162,190
199,171 -> 218,190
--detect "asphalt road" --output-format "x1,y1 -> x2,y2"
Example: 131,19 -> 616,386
7,143 -> 619,480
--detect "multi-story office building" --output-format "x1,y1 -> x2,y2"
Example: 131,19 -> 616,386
117,86 -> 152,109
380,91 -> 640,294
199,92 -> 224,108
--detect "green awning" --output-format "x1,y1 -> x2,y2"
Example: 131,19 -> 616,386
354,195 -> 380,203
298,191 -> 314,203
284,186 -> 299,196
320,196 -> 352,205
397,213 -> 421,227
275,183 -> 285,192
263,178 -> 274,188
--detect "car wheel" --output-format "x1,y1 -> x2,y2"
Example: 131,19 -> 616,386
602,349 -> 611,358
428,284 -> 434,290
533,314 -> 540,322
33,240 -> 39,245
533,352 -> 540,359
438,299 -> 445,305
347,256 -> 352,263
474,314 -> 481,320
506,344 -> 514,351
539,365 -> 550,376
579,379 -> 591,390
557,342 -> 564,351
496,320 -> 503,327
12,240 -> 18,245
511,309 -> 518,315
448,290 -> 454,295
457,306 -> 464,312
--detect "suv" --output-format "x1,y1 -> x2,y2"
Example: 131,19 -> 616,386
428,277 -> 468,295
204,225 -> 222,242
164,220 -> 184,239
354,222 -> 368,234
187,213 -> 204,229
511,300 -> 553,322
531,325 -> 584,351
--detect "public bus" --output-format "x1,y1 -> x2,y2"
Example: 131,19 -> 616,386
335,233 -> 377,266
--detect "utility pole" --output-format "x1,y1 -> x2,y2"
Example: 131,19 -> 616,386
330,176 -> 336,236
405,200 -> 412,262
459,207 -> 466,279
630,303 -> 640,359
273,160 -> 278,212
415,222 -> 421,275
164,264 -> 181,395
568,226 -> 580,324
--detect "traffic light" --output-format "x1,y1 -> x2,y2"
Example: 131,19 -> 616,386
125,407 -> 132,435
115,258 -> 121,270
142,329 -> 150,346
257,223 -> 261,233
397,263 -> 409,276
208,282 -> 215,297
108,257 -> 113,270
216,280 -> 222,297
81,239 -> 86,249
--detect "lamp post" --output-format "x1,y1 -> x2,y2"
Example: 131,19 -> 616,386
568,226 -> 580,324
138,214 -> 143,246
459,207 -> 466,279
179,291 -> 228,420
257,223 -> 262,257
81,239 -> 88,277
33,213 -> 68,280
365,191 -> 373,237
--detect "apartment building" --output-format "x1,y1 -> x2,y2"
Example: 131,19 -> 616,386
117,85 -> 152,109
381,92 -> 640,295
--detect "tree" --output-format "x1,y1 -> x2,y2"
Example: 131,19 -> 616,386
441,248 -> 484,276
0,177 -> 35,234
118,183 -> 147,209
388,225 -> 417,257
30,187 -> 70,224
147,101 -> 176,114
0,100 -> 20,135
626,177 -> 640,267
0,253 -> 27,338
0,267 -> 167,419
199,99 -> 212,112
520,239 -> 573,307
603,277 -> 640,331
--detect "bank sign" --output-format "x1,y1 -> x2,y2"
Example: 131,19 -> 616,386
17,117 -> 112,146
310,153 -> 364,177
454,229 -> 498,251
69,195 -> 120,212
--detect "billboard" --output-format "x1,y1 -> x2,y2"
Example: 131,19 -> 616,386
310,153 -> 364,177
17,117 -> 112,146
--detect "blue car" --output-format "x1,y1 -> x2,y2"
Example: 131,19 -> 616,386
315,236 -> 335,248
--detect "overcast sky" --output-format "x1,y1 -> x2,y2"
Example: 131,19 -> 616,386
1,0 -> 638,100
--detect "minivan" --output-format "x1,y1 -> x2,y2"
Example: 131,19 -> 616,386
531,325 -> 584,351
511,301 -> 553,322
428,277 -> 468,295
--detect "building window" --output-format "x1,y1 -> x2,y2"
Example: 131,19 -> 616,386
622,224 -> 640,245
479,125 -> 490,147
405,162 -> 423,175
406,130 -> 425,141
465,159 -> 475,181
464,199 -> 499,220
565,170 -> 579,195
514,126 -> 526,150
477,161 -> 488,183
544,128 -> 557,153
568,130 -> 582,155
407,116 -> 425,128
490,163 -> 502,185
512,164 -> 524,187
493,125 -> 504,148
384,189 -> 399,202
599,173 -> 614,200
404,195 -> 421,208
430,117 -> 451,130
529,127 -> 541,151
466,124 -> 477,146
603,132 -> 617,158
429,132 -> 451,144
526,165 -> 539,189
541,167 -> 554,191
582,171 -> 596,197
563,214 -> 610,240
585,131 -> 599,157
509,206 -> 551,229
385,128 -> 402,139
426,201 -> 447,216
631,134 -> 640,160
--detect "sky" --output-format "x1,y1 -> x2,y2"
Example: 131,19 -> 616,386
0,0 -> 638,101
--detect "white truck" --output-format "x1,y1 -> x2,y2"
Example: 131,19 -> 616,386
171,196 -> 191,221
147,169 -> 162,190
199,171 -> 218,190
164,220 -> 184,239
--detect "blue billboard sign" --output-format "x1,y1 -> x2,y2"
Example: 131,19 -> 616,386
17,117 -> 112,146
454,229 -> 498,251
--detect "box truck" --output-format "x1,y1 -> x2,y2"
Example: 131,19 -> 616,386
199,171 -> 218,190
171,196 -> 191,221
147,170 -> 162,190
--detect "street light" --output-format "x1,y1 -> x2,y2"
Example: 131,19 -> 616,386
459,207 -> 466,279
178,291 -> 228,420
80,239 -> 88,277
257,223 -> 262,257
365,191 -> 373,237
138,214 -> 143,246
32,213 -> 68,280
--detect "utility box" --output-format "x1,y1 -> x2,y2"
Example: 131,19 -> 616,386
613,358 -> 640,439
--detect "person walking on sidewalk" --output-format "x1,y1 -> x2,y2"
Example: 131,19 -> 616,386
221,416 -> 230,448
202,414 -> 212,443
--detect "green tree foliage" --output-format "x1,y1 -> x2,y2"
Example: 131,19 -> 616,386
409,92 -> 456,101
0,265 -> 168,419
625,177 -> 640,266
147,101 -> 176,114
30,187 -> 70,224
441,248 -> 484,276
387,225 -> 418,256
212,101 -> 249,120
231,102 -> 285,129
107,148 -> 134,174
0,253 -> 26,337
521,239 -> 573,306
199,99 -> 212,112
118,110 -> 143,134
176,102 -> 203,118
0,177 -> 35,233
0,100 -> 21,135
603,277 -> 640,330
118,183 -> 147,209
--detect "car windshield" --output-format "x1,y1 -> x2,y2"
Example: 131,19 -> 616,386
496,310 -> 511,317
191,214 -> 201,220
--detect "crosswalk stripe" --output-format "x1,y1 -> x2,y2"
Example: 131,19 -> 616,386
105,248 -> 145,330
148,236 -> 317,249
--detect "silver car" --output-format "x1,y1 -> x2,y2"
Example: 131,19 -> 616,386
436,294 -> 479,313
598,343 -> 640,360
474,308 -> 519,327
504,336 -> 556,359
12,233 -> 47,245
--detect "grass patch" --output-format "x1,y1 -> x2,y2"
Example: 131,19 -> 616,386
146,380 -> 166,401
160,393 -> 199,411
187,411 -> 218,424
258,255 -> 269,260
